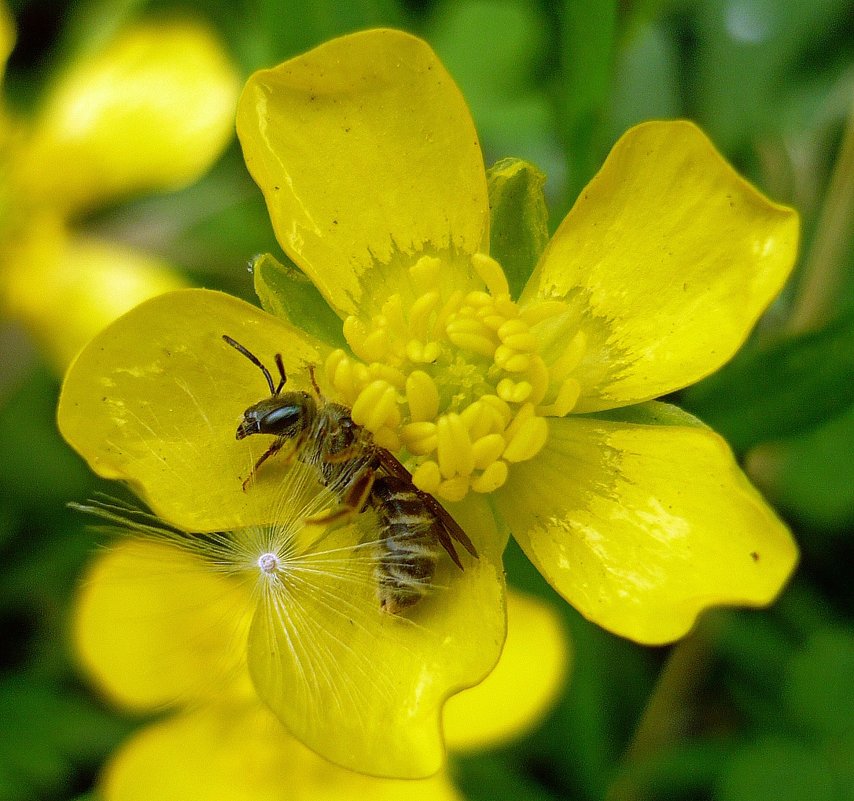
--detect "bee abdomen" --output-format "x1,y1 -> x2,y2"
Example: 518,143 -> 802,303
372,478 -> 440,614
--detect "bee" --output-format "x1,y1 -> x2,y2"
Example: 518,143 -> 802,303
222,335 -> 478,614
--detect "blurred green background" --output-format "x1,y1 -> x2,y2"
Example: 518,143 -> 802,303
1,0 -> 852,799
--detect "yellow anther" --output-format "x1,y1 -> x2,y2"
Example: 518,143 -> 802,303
437,413 -> 474,478
464,290 -> 492,307
360,328 -> 390,362
400,421 -> 438,455
351,380 -> 397,432
502,330 -> 538,353
325,348 -> 347,375
446,316 -> 493,337
504,402 -> 535,441
381,294 -> 406,333
405,339 -> 427,363
503,414 -> 548,463
406,370 -> 439,422
373,427 -> 401,452
352,362 -> 370,389
367,362 -> 406,389
496,297 -> 517,317
412,460 -> 441,494
410,255 -> 442,289
409,291 -> 440,339
506,353 -> 531,372
520,300 -> 567,325
550,330 -> 587,382
495,345 -> 530,373
460,401 -> 491,440
447,331 -> 497,359
471,460 -> 508,493
497,318 -> 528,339
471,433 -> 506,469
342,315 -> 367,350
432,289 -> 464,339
471,252 -> 510,297
496,378 -> 533,403
527,354 -> 550,406
438,476 -> 470,502
481,394 -> 512,427
327,351 -> 357,403
422,342 -> 440,362
499,319 -> 539,353
481,313 -> 507,331
538,377 -> 582,417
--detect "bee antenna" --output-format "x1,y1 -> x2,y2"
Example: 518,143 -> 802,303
274,353 -> 287,394
222,334 -> 280,396
308,364 -> 324,400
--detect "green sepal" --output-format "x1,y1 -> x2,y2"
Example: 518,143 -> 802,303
579,400 -> 710,429
486,158 -> 550,299
252,252 -> 346,349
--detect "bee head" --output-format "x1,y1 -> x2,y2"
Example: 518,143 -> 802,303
236,391 -> 316,440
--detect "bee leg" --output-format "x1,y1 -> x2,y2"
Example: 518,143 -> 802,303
241,437 -> 298,491
305,468 -> 376,527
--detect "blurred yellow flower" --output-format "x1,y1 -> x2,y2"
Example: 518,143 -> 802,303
73,524 -> 567,794
0,7 -> 239,371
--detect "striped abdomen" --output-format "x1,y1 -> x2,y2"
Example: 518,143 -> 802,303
370,476 -> 440,614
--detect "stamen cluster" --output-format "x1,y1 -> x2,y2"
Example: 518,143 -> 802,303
325,253 -> 587,502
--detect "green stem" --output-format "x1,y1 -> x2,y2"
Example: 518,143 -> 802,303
787,101 -> 854,333
604,618 -> 718,801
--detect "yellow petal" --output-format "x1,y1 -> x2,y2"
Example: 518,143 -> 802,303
494,408 -> 798,644
22,19 -> 239,213
443,590 -> 569,751
236,29 -> 489,317
248,494 -> 506,777
57,288 -> 329,532
524,121 -> 799,412
101,707 -> 462,801
1,216 -> 186,373
0,1 -> 14,84
74,539 -> 254,711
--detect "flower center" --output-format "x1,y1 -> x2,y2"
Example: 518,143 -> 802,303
257,551 -> 281,575
325,252 -> 587,502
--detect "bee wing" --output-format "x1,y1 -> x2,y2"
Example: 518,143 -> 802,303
375,447 -> 479,566
375,446 -> 415,482
417,489 -> 479,560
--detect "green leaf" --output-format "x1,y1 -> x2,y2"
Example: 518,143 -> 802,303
425,0 -> 556,172
0,677 -> 133,801
748,403 -> 854,530
715,737 -> 837,801
487,158 -> 550,298
680,311 -> 854,452
610,20 -> 682,138
252,252 -> 346,349
556,0 -> 619,205
693,0 -> 852,150
784,626 -> 854,739
0,367 -> 90,510
227,0 -> 404,73
454,752 -> 557,801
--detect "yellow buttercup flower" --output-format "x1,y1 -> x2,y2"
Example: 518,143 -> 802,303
231,30 -> 798,644
0,7 -> 239,371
